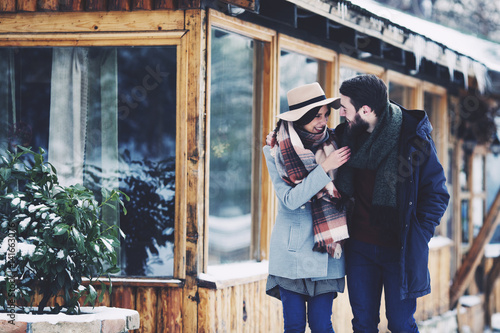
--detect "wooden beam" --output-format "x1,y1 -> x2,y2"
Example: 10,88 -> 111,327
450,189 -> 500,307
0,11 -> 184,34
220,0 -> 258,12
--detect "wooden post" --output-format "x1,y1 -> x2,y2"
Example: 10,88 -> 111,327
182,8 -> 206,333
449,189 -> 500,307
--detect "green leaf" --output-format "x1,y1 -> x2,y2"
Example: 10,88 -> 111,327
53,224 -> 69,236
106,266 -> 121,274
71,228 -> 85,252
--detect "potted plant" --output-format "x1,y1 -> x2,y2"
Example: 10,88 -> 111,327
0,146 -> 128,316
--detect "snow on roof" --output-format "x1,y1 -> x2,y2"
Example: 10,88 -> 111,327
348,0 -> 500,72
288,0 -> 500,92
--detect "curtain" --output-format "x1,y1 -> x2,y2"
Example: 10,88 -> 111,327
0,50 -> 15,154
48,48 -> 89,187
48,48 -> 118,191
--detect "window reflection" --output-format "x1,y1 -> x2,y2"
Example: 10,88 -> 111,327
461,199 -> 469,244
209,28 -> 264,264
0,46 -> 177,277
279,51 -> 319,113
389,82 -> 414,108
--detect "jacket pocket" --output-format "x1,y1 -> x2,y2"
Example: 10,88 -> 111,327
288,223 -> 301,252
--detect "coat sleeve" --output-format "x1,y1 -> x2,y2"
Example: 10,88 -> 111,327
416,137 -> 450,237
263,145 -> 332,211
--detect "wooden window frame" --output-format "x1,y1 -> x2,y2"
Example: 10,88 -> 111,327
386,70 -> 422,110
338,54 -> 385,78
423,83 -> 449,237
0,24 -> 191,282
206,10 -> 277,271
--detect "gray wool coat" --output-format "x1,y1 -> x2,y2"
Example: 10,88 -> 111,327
263,145 -> 345,281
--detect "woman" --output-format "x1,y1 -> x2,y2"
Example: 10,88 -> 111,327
264,82 -> 350,332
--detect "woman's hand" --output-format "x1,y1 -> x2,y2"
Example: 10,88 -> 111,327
321,146 -> 351,172
266,131 -> 276,147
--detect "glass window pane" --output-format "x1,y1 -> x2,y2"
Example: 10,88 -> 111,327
424,92 -> 443,139
472,154 -> 485,193
389,82 -> 414,108
339,66 -> 365,82
209,28 -> 263,265
461,199 -> 470,244
0,46 -> 177,277
279,50 -> 319,113
472,197 -> 484,238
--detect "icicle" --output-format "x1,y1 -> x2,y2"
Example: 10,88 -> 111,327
410,35 -> 426,73
339,2 -> 347,20
425,41 -> 440,63
460,55 -> 470,90
445,49 -> 457,82
473,61 -> 488,94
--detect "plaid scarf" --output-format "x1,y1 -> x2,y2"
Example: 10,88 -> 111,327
271,121 -> 348,258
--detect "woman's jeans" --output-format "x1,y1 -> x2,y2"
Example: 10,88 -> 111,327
279,286 -> 335,333
346,239 -> 419,333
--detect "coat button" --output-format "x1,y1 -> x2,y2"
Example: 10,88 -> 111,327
300,205 -> 305,209
409,201 -> 413,206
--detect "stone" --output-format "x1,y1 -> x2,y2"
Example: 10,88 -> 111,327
31,320 -> 101,333
0,319 -> 28,333
101,318 -> 126,333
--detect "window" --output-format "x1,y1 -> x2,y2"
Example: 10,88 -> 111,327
208,27 -> 264,265
279,50 -> 320,113
338,55 -> 384,83
279,35 -> 336,124
0,45 -> 177,277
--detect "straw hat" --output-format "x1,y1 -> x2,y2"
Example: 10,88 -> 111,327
278,82 -> 341,121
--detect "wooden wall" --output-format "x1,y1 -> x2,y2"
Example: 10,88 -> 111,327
27,283 -> 183,333
0,0 -> 258,12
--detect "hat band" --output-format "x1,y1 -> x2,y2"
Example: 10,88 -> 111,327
289,95 -> 326,111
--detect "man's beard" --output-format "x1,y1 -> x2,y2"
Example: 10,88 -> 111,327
346,113 -> 369,138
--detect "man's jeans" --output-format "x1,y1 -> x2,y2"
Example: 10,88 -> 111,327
279,286 -> 335,333
346,239 -> 419,333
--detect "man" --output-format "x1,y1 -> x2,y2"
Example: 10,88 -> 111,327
333,74 -> 449,332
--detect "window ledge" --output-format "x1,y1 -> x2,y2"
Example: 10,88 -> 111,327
429,235 -> 453,250
82,277 -> 184,288
198,260 -> 269,289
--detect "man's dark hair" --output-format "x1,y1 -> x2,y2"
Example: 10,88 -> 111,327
339,74 -> 388,117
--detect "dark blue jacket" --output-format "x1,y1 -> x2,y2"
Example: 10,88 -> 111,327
336,103 -> 449,300
396,104 -> 449,300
